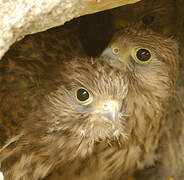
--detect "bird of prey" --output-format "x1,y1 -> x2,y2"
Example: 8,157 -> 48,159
110,0 -> 177,37
0,25 -> 179,180
100,25 -> 183,180
108,1 -> 184,179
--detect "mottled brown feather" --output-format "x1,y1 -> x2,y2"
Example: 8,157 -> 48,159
111,0 -> 177,37
0,25 -> 85,148
101,24 -> 183,180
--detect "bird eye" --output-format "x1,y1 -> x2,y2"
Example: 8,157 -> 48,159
133,47 -> 152,64
142,15 -> 154,25
112,47 -> 119,55
75,88 -> 93,105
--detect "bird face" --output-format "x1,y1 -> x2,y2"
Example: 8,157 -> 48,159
75,87 -> 121,123
62,85 -> 123,123
101,27 -> 179,88
43,58 -> 128,145
101,39 -> 154,70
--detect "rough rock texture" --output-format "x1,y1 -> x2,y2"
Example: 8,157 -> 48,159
0,0 -> 141,60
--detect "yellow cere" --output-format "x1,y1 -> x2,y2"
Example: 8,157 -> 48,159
102,101 -> 119,111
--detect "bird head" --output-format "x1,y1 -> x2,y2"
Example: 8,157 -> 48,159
44,57 -> 129,145
101,27 -> 179,90
101,39 -> 154,71
74,88 -> 121,123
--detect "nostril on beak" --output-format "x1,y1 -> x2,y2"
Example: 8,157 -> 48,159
101,48 -> 116,60
101,101 -> 120,123
103,101 -> 117,111
112,47 -> 119,55
101,48 -> 127,69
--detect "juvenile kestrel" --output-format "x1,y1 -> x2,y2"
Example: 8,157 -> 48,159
101,25 -> 182,180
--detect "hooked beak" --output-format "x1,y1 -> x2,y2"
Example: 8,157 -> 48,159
101,47 -> 117,60
101,47 -> 127,66
98,100 -> 120,123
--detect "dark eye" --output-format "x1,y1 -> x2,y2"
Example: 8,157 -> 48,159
75,88 -> 93,105
142,15 -> 154,25
77,88 -> 89,101
133,48 -> 152,64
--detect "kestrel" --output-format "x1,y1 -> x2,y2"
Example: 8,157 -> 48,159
101,25 -> 181,180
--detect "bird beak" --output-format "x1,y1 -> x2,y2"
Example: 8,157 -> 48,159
98,100 -> 120,123
101,47 -> 117,60
101,47 -> 127,66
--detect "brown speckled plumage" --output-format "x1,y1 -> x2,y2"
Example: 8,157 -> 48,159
0,26 -> 179,180
108,1 -> 184,179
0,25 -> 85,148
101,25 -> 184,180
111,0 -> 177,37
